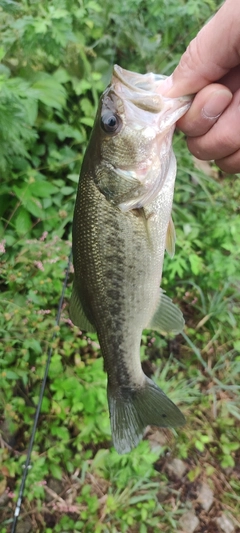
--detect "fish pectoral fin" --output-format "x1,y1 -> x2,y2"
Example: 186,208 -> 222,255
69,281 -> 96,333
147,288 -> 184,335
108,376 -> 185,455
165,216 -> 176,258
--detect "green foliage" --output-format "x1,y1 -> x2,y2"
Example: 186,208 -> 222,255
1,0 -> 240,532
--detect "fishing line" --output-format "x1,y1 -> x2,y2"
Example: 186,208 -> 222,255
10,248 -> 72,533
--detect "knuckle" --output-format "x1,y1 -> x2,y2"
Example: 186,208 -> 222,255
215,160 -> 232,173
215,154 -> 240,174
180,38 -> 203,74
186,138 -> 206,159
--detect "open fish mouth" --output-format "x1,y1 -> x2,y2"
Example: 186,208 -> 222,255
112,64 -> 192,120
113,64 -> 167,93
112,65 -> 165,114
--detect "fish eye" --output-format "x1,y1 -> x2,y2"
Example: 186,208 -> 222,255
101,112 -> 122,134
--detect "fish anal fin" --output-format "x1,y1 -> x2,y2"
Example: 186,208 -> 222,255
165,216 -> 176,258
108,376 -> 185,454
147,288 -> 184,335
69,280 -> 96,333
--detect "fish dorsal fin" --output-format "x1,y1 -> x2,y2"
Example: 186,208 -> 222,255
165,216 -> 176,258
147,288 -> 184,334
69,280 -> 96,333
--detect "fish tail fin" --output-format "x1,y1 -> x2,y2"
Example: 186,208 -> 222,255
107,376 -> 185,454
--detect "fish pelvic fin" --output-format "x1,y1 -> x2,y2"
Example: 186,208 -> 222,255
147,288 -> 184,335
165,216 -> 176,258
108,376 -> 185,455
69,280 -> 96,333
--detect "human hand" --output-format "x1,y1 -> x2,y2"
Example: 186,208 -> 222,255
162,0 -> 240,173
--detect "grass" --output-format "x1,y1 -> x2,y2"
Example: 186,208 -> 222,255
0,224 -> 239,532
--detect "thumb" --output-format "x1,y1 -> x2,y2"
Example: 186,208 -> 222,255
161,0 -> 240,98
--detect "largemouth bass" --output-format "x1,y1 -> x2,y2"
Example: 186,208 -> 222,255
70,65 -> 192,454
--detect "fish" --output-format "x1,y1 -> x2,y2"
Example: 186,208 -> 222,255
70,65 -> 192,454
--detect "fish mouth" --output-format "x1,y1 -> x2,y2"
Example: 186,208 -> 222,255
113,64 -> 167,93
112,64 -> 192,118
112,65 -> 164,113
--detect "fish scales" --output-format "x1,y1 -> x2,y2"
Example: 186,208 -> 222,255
70,65 -> 192,454
73,170 -> 159,386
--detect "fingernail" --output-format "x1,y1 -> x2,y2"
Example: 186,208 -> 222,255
202,89 -> 232,119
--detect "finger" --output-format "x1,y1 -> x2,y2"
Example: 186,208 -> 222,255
177,84 -> 232,137
219,65 -> 240,94
161,0 -> 240,97
186,89 -> 240,161
215,150 -> 240,174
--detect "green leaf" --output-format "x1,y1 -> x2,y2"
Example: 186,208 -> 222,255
23,338 -> 42,354
0,47 -> 6,61
5,370 -> 19,379
28,181 -> 59,198
80,117 -> 94,127
13,185 -> 30,204
53,68 -> 71,84
195,440 -> 205,452
221,455 -> 235,469
31,73 -> 67,110
24,197 -> 44,219
60,186 -> 74,195
25,98 -> 38,124
86,1 -> 102,13
0,0 -> 22,14
189,253 -> 203,275
49,463 -> 63,480
67,174 -> 79,183
234,340 -> 240,351
40,397 -> 50,413
15,207 -> 32,236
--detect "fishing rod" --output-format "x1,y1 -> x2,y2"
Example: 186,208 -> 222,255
10,249 -> 72,533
